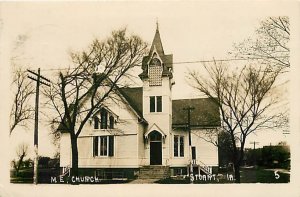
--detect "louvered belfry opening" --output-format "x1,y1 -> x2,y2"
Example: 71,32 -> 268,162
149,54 -> 162,86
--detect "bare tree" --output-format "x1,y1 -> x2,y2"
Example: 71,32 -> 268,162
13,143 -> 29,175
232,16 -> 290,134
43,29 -> 147,179
10,67 -> 35,134
188,62 -> 281,183
232,16 -> 290,70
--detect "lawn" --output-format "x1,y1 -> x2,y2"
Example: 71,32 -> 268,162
10,167 -> 60,184
240,167 -> 290,183
156,167 -> 290,184
11,167 -> 290,184
11,168 -> 132,184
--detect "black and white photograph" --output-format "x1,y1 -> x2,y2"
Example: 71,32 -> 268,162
0,1 -> 299,197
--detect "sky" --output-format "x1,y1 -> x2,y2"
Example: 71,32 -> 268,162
0,1 -> 299,160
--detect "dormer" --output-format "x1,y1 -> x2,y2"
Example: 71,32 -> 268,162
139,24 -> 173,84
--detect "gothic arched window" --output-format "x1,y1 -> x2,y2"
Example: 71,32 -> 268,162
109,116 -> 114,129
94,116 -> 99,129
100,108 -> 108,129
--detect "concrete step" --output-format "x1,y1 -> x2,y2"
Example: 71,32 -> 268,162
138,166 -> 170,179
139,171 -> 166,174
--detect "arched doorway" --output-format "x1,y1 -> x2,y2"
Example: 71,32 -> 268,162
149,130 -> 162,165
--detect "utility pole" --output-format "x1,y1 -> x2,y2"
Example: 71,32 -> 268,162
250,141 -> 259,150
183,106 -> 194,183
250,141 -> 259,166
27,68 -> 50,184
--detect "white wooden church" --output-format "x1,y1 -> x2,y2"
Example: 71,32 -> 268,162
60,26 -> 220,180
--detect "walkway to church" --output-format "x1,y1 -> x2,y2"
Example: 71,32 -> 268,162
128,178 -> 159,184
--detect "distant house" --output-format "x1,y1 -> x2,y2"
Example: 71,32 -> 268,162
59,26 -> 220,180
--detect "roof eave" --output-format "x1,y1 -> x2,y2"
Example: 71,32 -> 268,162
172,124 -> 221,129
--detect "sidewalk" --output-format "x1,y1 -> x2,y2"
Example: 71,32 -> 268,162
128,178 -> 159,184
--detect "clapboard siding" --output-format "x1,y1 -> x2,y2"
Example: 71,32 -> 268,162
191,130 -> 218,166
77,135 -> 138,167
169,129 -> 218,167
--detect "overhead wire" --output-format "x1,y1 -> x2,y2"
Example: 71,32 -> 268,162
38,56 -> 288,72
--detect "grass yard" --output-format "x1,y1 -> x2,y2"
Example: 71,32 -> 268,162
240,167 -> 290,183
11,167 -> 290,184
10,168 -> 60,184
156,167 -> 290,184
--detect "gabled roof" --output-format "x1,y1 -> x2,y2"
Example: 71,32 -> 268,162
119,87 -> 143,118
172,98 -> 221,128
119,88 -> 221,128
144,123 -> 167,138
58,87 -> 220,132
141,54 -> 173,70
58,85 -> 145,133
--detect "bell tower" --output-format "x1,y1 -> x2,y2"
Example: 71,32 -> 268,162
139,24 -> 174,165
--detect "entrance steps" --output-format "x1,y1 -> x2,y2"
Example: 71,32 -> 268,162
138,166 -> 170,179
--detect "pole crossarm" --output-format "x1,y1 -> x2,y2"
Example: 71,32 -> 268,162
27,76 -> 51,87
27,68 -> 50,185
27,69 -> 51,83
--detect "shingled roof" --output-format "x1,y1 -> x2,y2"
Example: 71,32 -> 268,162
150,28 -> 164,57
120,88 -> 221,128
119,87 -> 143,118
172,98 -> 221,128
58,87 -> 220,132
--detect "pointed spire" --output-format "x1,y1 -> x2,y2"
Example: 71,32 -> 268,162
150,20 -> 164,56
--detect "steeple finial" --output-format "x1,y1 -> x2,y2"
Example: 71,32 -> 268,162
150,19 -> 164,56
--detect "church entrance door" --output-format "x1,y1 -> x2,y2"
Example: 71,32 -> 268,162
149,130 -> 162,165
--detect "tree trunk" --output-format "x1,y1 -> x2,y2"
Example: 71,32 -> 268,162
16,155 -> 25,176
234,163 -> 241,183
234,142 -> 245,183
70,134 -> 79,183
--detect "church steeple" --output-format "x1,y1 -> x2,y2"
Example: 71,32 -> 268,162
139,24 -> 173,81
149,22 -> 164,56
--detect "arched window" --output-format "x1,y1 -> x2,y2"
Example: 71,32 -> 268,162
149,56 -> 162,86
109,116 -> 114,129
149,58 -> 161,67
149,130 -> 162,141
94,116 -> 99,129
100,108 -> 108,129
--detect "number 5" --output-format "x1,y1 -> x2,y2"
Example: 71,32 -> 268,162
274,170 -> 280,179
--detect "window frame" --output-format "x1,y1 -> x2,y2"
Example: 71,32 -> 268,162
100,109 -> 108,129
109,116 -> 114,129
93,136 -> 114,157
174,135 -> 178,157
179,136 -> 184,157
156,96 -> 162,112
150,96 -> 156,113
149,96 -> 163,113
99,136 -> 108,156
94,116 -> 100,129
174,135 -> 184,158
